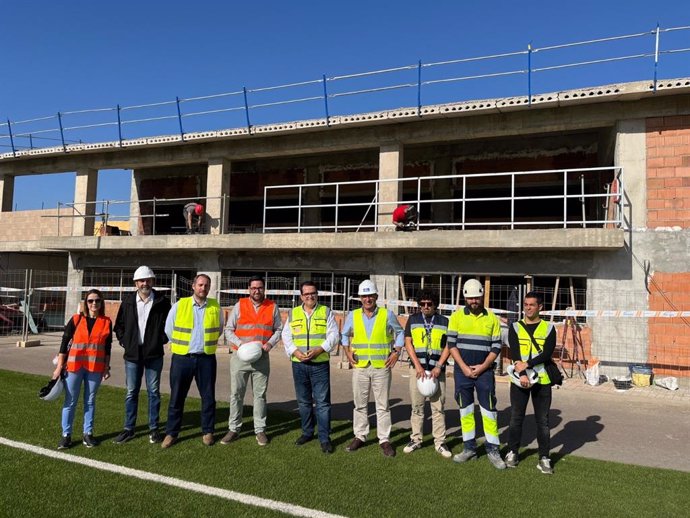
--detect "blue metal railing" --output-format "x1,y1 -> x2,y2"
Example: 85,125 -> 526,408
1,25 -> 689,157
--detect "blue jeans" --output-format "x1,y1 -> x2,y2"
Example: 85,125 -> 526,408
291,361 -> 331,443
165,353 -> 216,437
124,357 -> 163,431
61,368 -> 102,436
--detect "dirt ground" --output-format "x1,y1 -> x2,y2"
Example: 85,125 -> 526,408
3,332 -> 689,472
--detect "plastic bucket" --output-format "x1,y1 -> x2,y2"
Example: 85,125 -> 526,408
630,365 -> 653,387
612,376 -> 632,391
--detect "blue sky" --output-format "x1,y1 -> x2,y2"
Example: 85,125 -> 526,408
1,0 -> 688,212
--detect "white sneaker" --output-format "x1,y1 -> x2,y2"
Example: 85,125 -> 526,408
537,456 -> 553,475
452,449 -> 477,463
436,443 -> 452,459
487,450 -> 506,470
505,451 -> 519,468
403,440 -> 422,454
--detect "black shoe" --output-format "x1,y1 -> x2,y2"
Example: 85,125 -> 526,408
113,429 -> 135,444
321,441 -> 334,454
57,435 -> 71,450
295,435 -> 313,446
82,434 -> 100,448
149,430 -> 164,444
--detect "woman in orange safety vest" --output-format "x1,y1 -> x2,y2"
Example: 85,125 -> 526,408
52,289 -> 112,450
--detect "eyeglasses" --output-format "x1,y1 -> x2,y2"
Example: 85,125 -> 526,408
86,299 -> 102,304
301,292 -> 318,297
419,302 -> 434,307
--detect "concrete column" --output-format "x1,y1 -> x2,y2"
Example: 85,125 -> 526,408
377,142 -> 404,231
0,175 -> 14,212
303,165 -> 321,230
65,253 -> 84,322
432,157 -> 453,225
72,168 -> 98,237
206,158 -> 231,235
614,119 -> 646,229
129,170 -> 142,236
370,274 -> 400,313
195,252 -> 222,301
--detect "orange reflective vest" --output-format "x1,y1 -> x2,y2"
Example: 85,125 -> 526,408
233,298 -> 276,349
66,314 -> 111,374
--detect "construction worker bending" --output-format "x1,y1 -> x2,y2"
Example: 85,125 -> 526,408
403,288 -> 453,458
448,279 -> 506,469
505,292 -> 556,474
341,280 -> 404,457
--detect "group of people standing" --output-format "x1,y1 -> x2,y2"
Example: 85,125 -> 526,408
53,270 -> 556,474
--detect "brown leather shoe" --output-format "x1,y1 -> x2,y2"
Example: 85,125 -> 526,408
380,441 -> 396,457
345,437 -> 364,452
202,433 -> 215,446
220,431 -> 239,444
256,432 -> 269,446
161,435 -> 176,449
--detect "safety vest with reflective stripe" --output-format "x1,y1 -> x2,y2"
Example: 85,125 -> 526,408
170,297 -> 221,355
351,308 -> 392,369
289,304 -> 330,363
234,297 -> 276,348
513,319 -> 553,385
66,314 -> 111,374
410,316 -> 448,370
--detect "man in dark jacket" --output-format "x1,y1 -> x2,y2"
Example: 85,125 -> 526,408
113,266 -> 171,444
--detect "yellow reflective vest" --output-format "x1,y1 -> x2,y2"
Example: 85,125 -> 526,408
513,319 -> 553,385
289,304 -> 330,363
409,315 -> 448,370
170,297 -> 221,355
351,308 -> 392,369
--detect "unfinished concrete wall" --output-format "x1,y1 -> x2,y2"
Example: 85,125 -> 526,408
0,208 -> 74,240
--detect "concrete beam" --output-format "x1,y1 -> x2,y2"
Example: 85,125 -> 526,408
72,168 -> 98,237
377,143 -> 403,230
206,158 -> 231,235
0,175 -> 14,212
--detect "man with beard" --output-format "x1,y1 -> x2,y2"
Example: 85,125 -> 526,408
113,266 -> 171,444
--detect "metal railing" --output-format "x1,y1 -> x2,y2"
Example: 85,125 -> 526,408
1,25 -> 689,157
263,166 -> 624,232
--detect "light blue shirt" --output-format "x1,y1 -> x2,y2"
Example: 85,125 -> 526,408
165,297 -> 224,354
340,307 -> 404,348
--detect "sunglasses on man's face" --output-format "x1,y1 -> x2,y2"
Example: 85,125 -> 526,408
419,301 -> 435,307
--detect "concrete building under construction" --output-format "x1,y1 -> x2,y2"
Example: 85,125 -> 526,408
1,77 -> 689,378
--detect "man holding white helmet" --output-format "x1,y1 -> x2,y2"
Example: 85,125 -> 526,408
448,278 -> 505,469
341,279 -> 404,457
403,289 -> 452,458
281,281 -> 339,454
113,266 -> 171,444
223,275 -> 282,446
506,292 -> 556,474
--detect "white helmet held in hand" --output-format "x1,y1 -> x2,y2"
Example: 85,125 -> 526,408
358,280 -> 378,296
237,341 -> 263,363
133,265 -> 156,281
39,376 -> 64,402
416,371 -> 439,397
463,279 -> 484,298
507,364 -> 539,387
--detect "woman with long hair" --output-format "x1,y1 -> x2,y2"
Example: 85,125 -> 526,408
52,289 -> 112,449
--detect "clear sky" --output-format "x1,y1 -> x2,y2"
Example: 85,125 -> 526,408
1,0 -> 688,212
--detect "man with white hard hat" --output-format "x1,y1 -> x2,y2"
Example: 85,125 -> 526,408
223,275 -> 283,447
281,280 -> 339,454
447,278 -> 506,469
403,288 -> 452,458
113,266 -> 171,445
341,279 -> 404,457
505,291 -> 557,474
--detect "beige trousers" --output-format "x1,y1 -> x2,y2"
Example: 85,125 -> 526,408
352,365 -> 391,443
408,370 -> 447,448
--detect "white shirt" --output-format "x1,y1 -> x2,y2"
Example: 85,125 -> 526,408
136,291 -> 154,344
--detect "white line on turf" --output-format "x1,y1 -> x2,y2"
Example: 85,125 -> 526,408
0,437 -> 347,518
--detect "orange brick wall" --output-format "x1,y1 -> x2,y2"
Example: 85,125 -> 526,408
648,272 -> 690,375
646,116 -> 690,228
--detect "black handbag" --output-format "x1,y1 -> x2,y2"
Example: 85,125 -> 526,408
518,321 -> 563,386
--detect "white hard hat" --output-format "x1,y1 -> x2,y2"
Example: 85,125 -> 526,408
358,279 -> 378,296
39,376 -> 64,402
416,371 -> 439,397
463,279 -> 484,298
133,266 -> 156,281
237,341 -> 263,363
507,364 -> 539,387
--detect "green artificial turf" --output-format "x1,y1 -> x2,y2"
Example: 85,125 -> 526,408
1,369 -> 688,517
